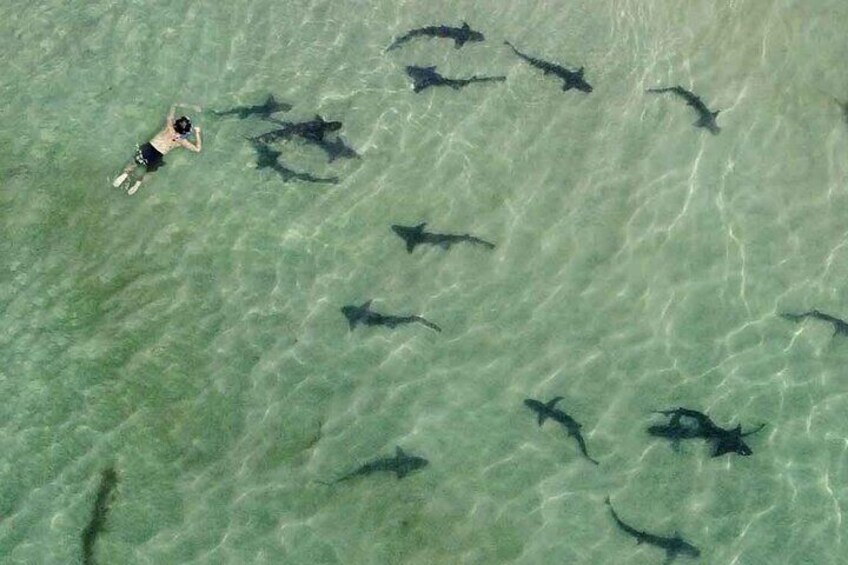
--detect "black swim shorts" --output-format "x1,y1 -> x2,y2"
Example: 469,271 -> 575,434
134,143 -> 164,172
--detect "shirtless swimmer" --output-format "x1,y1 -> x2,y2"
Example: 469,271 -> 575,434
113,103 -> 202,195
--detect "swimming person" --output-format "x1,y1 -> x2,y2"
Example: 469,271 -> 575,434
113,103 -> 202,195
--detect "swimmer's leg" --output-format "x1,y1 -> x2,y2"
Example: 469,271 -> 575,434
113,162 -> 137,187
127,174 -> 147,195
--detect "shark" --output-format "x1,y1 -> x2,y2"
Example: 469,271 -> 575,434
391,223 -> 495,253
781,309 -> 848,337
212,95 -> 292,119
606,497 -> 701,564
504,41 -> 592,93
648,408 -> 765,457
523,397 -> 599,465
646,86 -> 720,134
341,300 -> 442,332
387,22 -> 485,51
325,446 -> 429,483
82,467 -> 118,565
252,116 -> 358,162
405,65 -> 506,93
249,140 -> 339,184
253,115 -> 343,144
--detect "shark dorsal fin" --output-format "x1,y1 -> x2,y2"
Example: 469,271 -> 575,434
266,95 -> 276,105
415,222 -> 427,232
362,300 -> 373,310
578,67 -> 585,76
395,446 -> 406,458
712,110 -> 720,117
427,66 -> 437,71
462,22 -> 470,30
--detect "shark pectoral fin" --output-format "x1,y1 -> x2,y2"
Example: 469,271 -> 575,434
545,397 -> 564,410
396,469 -> 408,479
537,413 -> 547,426
742,423 -> 766,437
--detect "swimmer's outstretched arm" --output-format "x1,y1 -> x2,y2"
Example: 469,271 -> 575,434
167,102 -> 203,123
179,127 -> 202,153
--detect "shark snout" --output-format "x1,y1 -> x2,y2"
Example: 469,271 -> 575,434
412,457 -> 429,470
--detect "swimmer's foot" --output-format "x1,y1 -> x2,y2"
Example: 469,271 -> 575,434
112,172 -> 129,187
127,181 -> 142,195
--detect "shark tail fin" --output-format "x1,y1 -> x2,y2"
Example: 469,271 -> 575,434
780,312 -> 806,323
416,317 -> 442,332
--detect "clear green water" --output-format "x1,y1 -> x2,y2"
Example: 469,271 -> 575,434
1,0 -> 847,563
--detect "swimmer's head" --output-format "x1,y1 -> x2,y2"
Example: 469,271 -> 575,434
174,116 -> 192,135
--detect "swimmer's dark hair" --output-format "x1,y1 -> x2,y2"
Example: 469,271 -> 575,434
174,116 -> 192,135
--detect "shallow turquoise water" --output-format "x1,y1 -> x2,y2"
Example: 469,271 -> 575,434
1,1 -> 848,563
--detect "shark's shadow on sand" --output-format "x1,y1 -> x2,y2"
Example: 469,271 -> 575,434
646,85 -> 720,134
81,467 -> 118,565
387,22 -> 485,51
212,94 -> 292,119
524,397 -> 599,465
648,407 -> 765,457
391,223 -> 495,253
321,446 -> 429,484
781,309 -> 848,337
252,115 -> 360,163
606,497 -> 701,564
504,41 -> 592,93
341,300 -> 441,332
406,66 -> 506,93
248,139 -> 339,184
